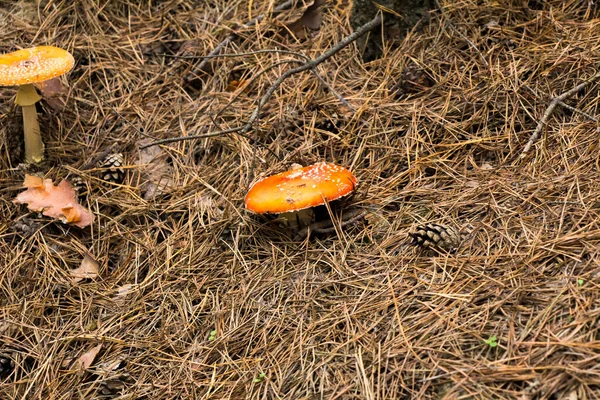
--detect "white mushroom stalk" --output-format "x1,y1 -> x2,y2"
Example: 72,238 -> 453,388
0,46 -> 74,164
15,83 -> 43,163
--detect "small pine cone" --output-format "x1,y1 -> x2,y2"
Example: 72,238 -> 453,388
98,379 -> 125,396
410,223 -> 461,252
98,153 -> 125,184
0,355 -> 14,378
315,111 -> 341,132
11,218 -> 41,238
70,175 -> 86,195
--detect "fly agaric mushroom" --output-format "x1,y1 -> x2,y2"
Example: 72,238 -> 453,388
245,162 -> 357,227
0,46 -> 75,163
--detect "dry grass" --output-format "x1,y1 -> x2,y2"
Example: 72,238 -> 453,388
2,0 -> 600,398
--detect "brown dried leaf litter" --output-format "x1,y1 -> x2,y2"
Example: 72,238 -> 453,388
2,0 -> 600,399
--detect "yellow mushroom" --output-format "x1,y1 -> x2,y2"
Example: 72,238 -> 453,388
0,46 -> 74,163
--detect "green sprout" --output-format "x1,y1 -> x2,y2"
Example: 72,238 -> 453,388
577,279 -> 584,286
208,330 -> 217,341
253,372 -> 266,383
484,335 -> 498,348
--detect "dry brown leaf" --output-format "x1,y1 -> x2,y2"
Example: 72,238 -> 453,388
286,0 -> 325,39
70,253 -> 99,283
78,344 -> 102,369
34,77 -> 68,112
34,77 -> 68,97
13,175 -> 94,228
137,140 -> 175,200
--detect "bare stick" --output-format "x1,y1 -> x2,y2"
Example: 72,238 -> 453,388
145,14 -> 382,149
522,83 -> 598,122
435,0 -> 488,68
557,101 -> 597,122
521,72 -> 600,157
311,67 -> 355,111
242,14 -> 381,135
182,0 -> 296,83
170,48 -> 355,111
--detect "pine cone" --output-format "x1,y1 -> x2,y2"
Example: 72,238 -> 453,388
410,223 -> 461,252
0,355 -> 14,378
10,218 -> 41,238
391,62 -> 434,98
98,153 -> 125,184
70,175 -> 86,196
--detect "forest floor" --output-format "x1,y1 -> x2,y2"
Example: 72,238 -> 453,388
1,0 -> 600,399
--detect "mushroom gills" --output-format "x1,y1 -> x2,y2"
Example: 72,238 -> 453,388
278,208 -> 314,229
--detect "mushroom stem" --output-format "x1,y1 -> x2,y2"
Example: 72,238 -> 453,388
22,103 -> 44,163
280,208 -> 314,229
15,84 -> 44,163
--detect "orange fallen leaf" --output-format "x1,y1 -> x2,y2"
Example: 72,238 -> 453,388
13,175 -> 93,228
70,253 -> 99,283
78,344 -> 102,369
226,79 -> 249,92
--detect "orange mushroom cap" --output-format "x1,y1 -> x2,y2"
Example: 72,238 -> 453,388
0,46 -> 74,86
245,162 -> 357,214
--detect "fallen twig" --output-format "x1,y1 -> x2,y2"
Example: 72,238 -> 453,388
171,48 -> 355,112
144,14 -> 382,150
522,83 -> 598,123
521,72 -> 600,157
182,0 -> 296,84
435,0 -> 489,68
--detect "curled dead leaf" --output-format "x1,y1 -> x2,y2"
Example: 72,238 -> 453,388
78,344 -> 102,369
34,77 -> 68,98
286,0 -> 325,39
70,253 -> 99,283
137,140 -> 175,200
34,77 -> 68,112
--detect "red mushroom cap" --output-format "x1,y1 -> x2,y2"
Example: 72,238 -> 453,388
0,46 -> 74,87
245,162 -> 357,214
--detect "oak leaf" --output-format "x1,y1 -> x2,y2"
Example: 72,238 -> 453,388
13,175 -> 93,228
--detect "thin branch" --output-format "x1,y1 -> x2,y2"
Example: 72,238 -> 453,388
242,14 -> 382,136
144,14 -> 382,149
165,49 -> 310,60
435,0 -> 488,68
214,59 -> 304,123
523,83 -> 598,122
311,67 -> 355,111
182,0 -> 296,83
521,72 -> 600,157
557,101 -> 597,122
140,125 -> 245,148
174,48 -> 355,119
